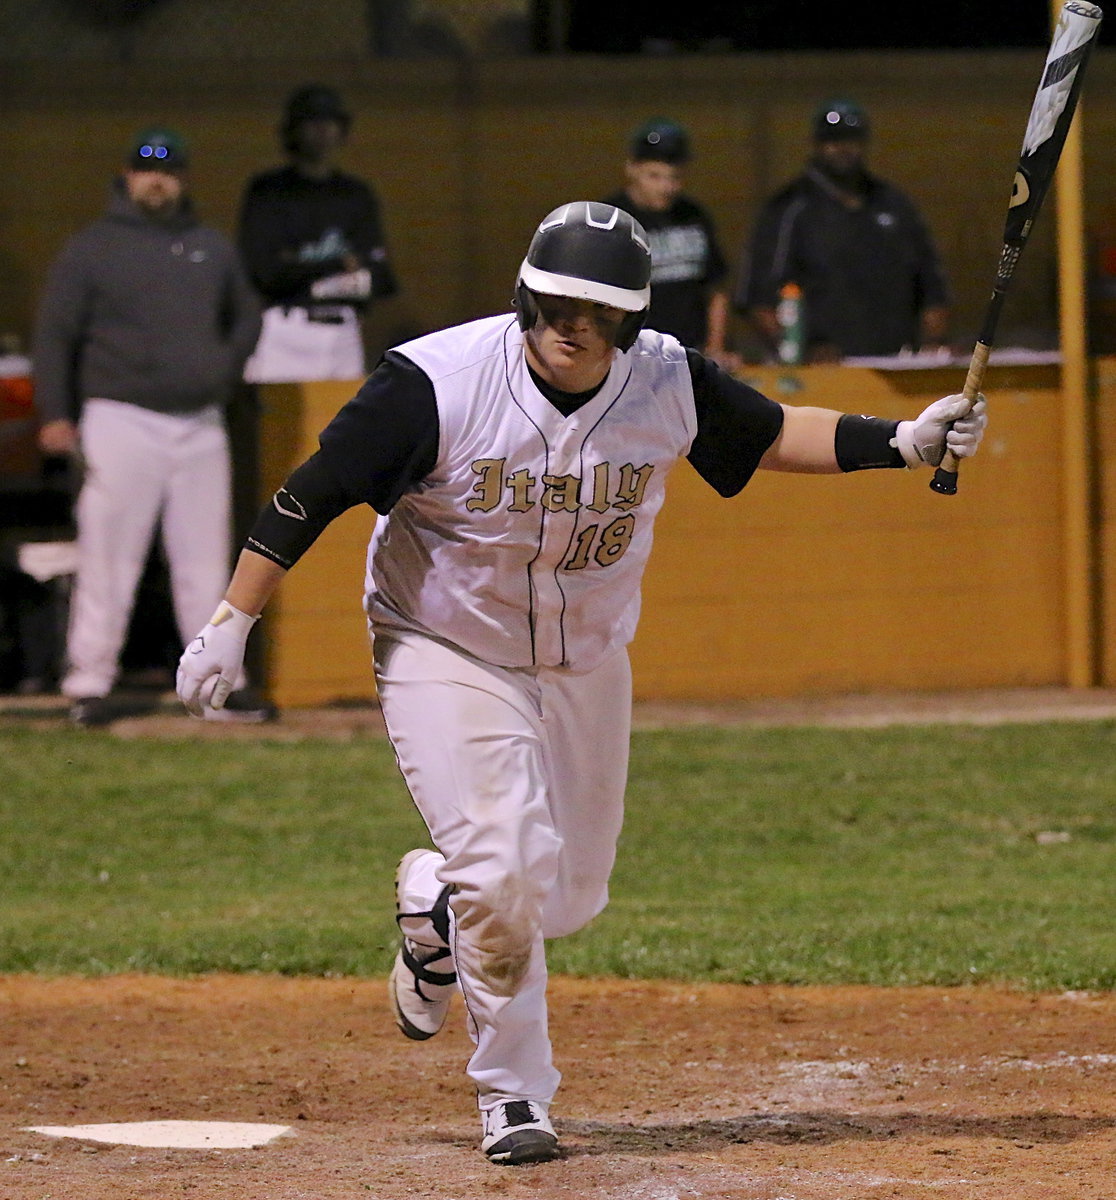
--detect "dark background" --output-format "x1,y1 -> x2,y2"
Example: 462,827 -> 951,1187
561,2 -> 1110,53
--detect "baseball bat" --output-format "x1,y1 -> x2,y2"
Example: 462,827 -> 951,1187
930,0 -> 1103,495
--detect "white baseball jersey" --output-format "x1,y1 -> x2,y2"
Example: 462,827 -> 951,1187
241,305 -> 783,1111
365,315 -> 698,672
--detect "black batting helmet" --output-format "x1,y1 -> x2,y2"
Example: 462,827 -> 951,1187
515,201 -> 652,352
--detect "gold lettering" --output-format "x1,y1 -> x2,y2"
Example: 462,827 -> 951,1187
541,473 -> 580,513
465,458 -> 505,512
467,460 -> 655,516
585,462 -> 611,514
596,514 -> 636,565
614,463 -> 654,511
562,515 -> 638,571
505,468 -> 537,512
563,524 -> 597,571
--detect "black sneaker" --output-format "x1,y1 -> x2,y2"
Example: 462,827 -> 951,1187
480,1100 -> 560,1165
70,696 -> 114,727
203,689 -> 278,724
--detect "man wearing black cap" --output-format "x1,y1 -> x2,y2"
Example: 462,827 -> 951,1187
735,99 -> 951,362
239,84 -> 399,383
603,118 -> 735,364
32,128 -> 263,725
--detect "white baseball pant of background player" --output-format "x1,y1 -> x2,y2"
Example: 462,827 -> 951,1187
242,307 -> 364,383
62,398 -> 234,700
374,626 -> 631,1108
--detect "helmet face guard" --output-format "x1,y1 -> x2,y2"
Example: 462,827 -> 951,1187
515,201 -> 651,352
515,283 -> 648,354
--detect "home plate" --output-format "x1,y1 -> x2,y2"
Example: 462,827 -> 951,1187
24,1121 -> 293,1149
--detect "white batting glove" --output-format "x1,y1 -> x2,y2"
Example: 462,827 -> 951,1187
894,393 -> 988,468
176,601 -> 259,718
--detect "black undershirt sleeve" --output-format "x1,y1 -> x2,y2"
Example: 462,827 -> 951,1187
246,453 -> 356,569
244,352 -> 440,570
685,349 -> 785,497
316,352 -> 439,507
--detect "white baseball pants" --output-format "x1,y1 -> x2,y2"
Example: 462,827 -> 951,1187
373,628 -> 631,1107
242,306 -> 365,383
62,398 -> 232,700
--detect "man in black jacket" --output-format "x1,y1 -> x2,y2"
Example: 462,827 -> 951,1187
736,99 -> 951,362
239,84 -> 399,383
33,128 -> 262,725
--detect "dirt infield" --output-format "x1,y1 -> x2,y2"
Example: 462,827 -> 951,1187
1,974 -> 1114,1199
3,689 -> 1116,1196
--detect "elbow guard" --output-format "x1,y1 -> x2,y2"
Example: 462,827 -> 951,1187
245,452 -> 355,568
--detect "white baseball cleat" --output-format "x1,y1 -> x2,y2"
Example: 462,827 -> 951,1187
389,849 -> 458,1041
480,1099 -> 560,1165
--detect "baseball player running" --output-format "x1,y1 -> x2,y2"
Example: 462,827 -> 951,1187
177,201 -> 986,1165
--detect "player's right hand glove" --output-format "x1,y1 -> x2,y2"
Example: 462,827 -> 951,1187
894,393 -> 988,468
176,601 -> 259,718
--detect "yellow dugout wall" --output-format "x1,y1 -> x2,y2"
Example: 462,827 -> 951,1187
4,52 -> 1116,360
257,360 -> 1070,709
3,50 -> 1115,705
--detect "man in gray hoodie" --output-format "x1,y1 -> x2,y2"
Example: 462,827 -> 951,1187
33,127 -> 263,725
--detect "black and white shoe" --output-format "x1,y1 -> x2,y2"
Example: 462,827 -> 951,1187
70,695 -> 114,727
480,1100 -> 560,1165
389,849 -> 458,1040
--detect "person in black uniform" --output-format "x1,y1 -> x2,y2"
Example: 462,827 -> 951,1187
735,99 -> 951,363
603,118 -> 736,366
239,84 -> 399,382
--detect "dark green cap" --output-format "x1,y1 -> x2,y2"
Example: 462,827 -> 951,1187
813,99 -> 869,142
629,117 -> 691,164
128,127 -> 189,170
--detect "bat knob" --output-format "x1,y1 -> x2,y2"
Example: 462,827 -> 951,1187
929,466 -> 958,495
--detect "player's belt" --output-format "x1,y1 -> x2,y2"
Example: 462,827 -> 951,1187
281,305 -> 351,324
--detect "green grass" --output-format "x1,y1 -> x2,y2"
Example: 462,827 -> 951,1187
1,720 -> 1115,988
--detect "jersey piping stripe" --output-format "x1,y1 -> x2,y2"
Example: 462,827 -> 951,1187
502,323 -> 550,666
501,323 -> 636,669
558,365 -> 634,666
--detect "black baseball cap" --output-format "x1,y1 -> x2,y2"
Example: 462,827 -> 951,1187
628,117 -> 691,165
128,127 -> 189,171
283,84 -> 351,132
813,99 -> 869,142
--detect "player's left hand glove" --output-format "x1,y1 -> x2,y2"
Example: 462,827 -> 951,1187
176,601 -> 259,718
894,393 -> 988,468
